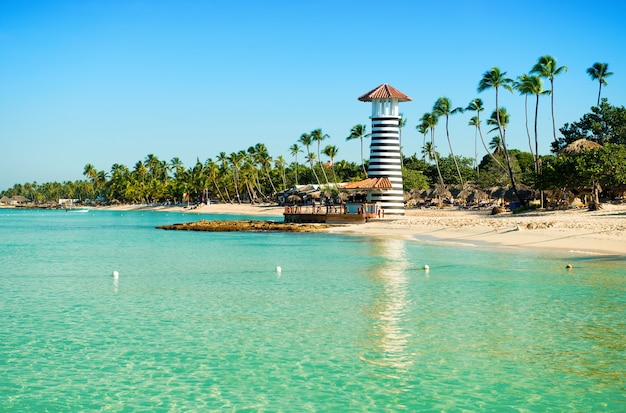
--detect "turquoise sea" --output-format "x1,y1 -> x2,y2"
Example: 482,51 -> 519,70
0,209 -> 624,412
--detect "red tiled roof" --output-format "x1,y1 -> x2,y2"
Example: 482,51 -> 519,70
339,177 -> 393,190
358,84 -> 412,102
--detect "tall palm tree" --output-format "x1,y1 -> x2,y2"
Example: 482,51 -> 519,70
478,67 -> 514,141
288,143 -> 301,186
433,97 -> 464,185
298,133 -> 320,185
478,67 -> 520,200
515,74 -> 537,158
419,112 -> 443,185
322,144 -> 339,184
311,128 -> 330,185
466,98 -> 505,171
587,62 -> 613,106
346,124 -> 371,175
531,55 -> 567,145
516,74 -> 549,174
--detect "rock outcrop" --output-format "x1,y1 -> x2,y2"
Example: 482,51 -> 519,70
156,220 -> 332,232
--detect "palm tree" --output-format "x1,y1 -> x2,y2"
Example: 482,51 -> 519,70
322,144 -> 339,183
489,135 -> 504,156
419,112 -> 443,185
346,124 -> 371,175
516,74 -> 550,174
248,143 -> 277,196
422,141 -> 436,163
531,55 -> 567,144
478,67 -> 514,141
433,97 -> 464,185
83,163 -> 97,199
587,62 -> 613,106
298,133 -> 320,185
288,143 -> 301,186
478,67 -> 520,201
275,155 -> 287,190
487,108 -> 513,171
228,151 -> 246,203
311,128 -> 330,185
466,98 -> 505,172
304,152 -> 321,185
216,152 -> 234,203
170,157 -> 185,180
205,159 -> 226,203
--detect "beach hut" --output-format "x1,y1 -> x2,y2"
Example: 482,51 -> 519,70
560,138 -> 602,155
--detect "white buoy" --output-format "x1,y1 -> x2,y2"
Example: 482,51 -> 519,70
424,265 -> 430,271
112,270 -> 119,279
276,266 -> 282,274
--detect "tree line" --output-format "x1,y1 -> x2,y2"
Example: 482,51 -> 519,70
2,59 -> 624,208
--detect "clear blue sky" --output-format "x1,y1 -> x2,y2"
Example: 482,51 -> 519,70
1,0 -> 625,190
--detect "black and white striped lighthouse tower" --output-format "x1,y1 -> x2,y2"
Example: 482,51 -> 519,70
358,84 -> 412,216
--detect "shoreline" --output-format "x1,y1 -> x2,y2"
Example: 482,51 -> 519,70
94,203 -> 626,256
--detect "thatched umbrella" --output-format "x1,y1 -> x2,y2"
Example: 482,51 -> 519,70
504,183 -> 535,201
287,194 -> 302,203
421,188 -> 434,199
489,185 -> 508,199
560,138 -> 602,155
467,189 -> 489,203
432,183 -> 451,199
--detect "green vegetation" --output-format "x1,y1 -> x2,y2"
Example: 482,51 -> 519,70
3,57 -> 625,208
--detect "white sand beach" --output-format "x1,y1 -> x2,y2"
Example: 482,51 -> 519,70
100,203 -> 626,256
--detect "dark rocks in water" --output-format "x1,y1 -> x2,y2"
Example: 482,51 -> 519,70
156,219 -> 332,232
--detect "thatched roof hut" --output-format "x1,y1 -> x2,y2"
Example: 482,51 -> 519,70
560,138 -> 602,155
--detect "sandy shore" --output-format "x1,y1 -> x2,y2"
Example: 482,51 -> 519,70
98,203 -> 626,256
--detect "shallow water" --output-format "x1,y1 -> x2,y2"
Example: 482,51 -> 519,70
1,209 -> 624,411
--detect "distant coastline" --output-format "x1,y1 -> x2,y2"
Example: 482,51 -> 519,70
3,201 -> 624,255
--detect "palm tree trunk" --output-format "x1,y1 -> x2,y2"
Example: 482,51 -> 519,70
533,94 -> 540,174
309,160 -> 321,186
550,79 -> 557,144
317,144 -> 330,186
496,89 -> 523,204
360,138 -> 367,176
524,95 -> 534,159
265,167 -> 277,194
432,130 -> 444,185
445,116 -> 463,186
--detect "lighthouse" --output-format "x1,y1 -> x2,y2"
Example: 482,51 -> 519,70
358,84 -> 412,216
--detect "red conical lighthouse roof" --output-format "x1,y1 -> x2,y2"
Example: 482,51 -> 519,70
358,84 -> 412,102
